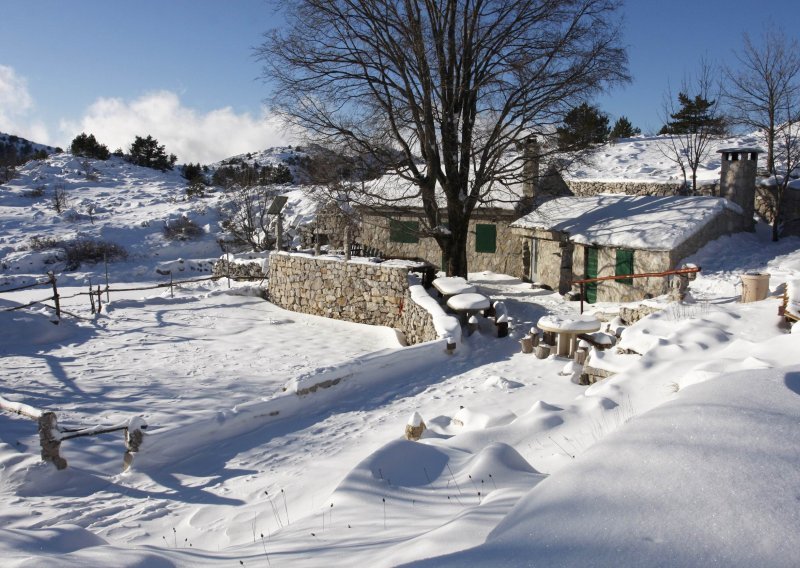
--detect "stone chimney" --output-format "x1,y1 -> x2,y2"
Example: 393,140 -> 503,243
718,147 -> 762,231
521,136 -> 540,199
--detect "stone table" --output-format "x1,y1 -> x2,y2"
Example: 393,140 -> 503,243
432,276 -> 477,298
536,314 -> 601,358
446,292 -> 491,323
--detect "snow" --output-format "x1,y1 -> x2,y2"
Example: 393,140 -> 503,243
512,194 -> 732,250
787,279 -> 800,320
446,292 -> 490,311
560,133 -> 764,184
537,314 -> 601,333
431,276 -> 477,296
407,412 -> 425,427
1,150 -> 800,567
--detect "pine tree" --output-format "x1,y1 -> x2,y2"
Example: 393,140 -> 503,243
128,135 -> 177,171
182,162 -> 208,197
556,103 -> 610,150
659,93 -> 725,135
609,116 -> 641,139
70,133 -> 110,160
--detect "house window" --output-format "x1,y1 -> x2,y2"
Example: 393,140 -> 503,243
615,249 -> 634,285
389,219 -> 419,243
475,224 -> 497,253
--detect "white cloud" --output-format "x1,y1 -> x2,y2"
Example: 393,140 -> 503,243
60,91 -> 296,164
0,65 -> 54,145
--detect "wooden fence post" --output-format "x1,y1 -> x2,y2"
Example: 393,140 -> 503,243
123,419 -> 146,472
89,285 -> 96,314
38,411 -> 67,470
48,271 -> 61,322
104,253 -> 110,302
96,285 -> 102,312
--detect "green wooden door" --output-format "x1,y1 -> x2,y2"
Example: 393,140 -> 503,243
586,247 -> 598,304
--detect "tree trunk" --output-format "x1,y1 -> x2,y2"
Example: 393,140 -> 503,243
772,191 -> 782,242
446,235 -> 469,278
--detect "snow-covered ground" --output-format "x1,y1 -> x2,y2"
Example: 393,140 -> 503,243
1,149 -> 799,566
561,132 -> 764,184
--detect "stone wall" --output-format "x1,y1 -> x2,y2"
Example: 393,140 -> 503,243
566,180 -> 687,197
267,253 -> 442,345
212,253 -> 269,279
536,170 -> 720,201
756,185 -> 800,236
571,244 -> 672,302
399,288 -> 439,345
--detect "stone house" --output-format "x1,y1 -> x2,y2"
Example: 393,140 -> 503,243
357,205 -> 525,275
510,147 -> 761,303
356,159 -> 532,274
510,194 -> 746,302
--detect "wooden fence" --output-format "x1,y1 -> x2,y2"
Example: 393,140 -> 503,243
0,395 -> 147,471
0,264 -> 266,470
1,267 -> 266,320
0,271 -> 63,319
571,266 -> 702,313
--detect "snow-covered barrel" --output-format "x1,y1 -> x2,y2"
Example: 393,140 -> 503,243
740,273 -> 770,303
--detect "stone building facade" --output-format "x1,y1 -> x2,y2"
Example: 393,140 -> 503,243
510,146 -> 762,303
358,209 -> 524,275
267,253 -> 445,345
513,196 -> 748,303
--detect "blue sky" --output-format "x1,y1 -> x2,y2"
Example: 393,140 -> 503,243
0,0 -> 796,162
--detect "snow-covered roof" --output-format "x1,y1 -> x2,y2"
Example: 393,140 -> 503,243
511,194 -> 733,250
362,171 -> 524,211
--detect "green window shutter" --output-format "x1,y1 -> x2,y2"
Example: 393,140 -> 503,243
475,224 -> 497,253
389,219 -> 419,243
615,249 -> 634,285
586,247 -> 598,303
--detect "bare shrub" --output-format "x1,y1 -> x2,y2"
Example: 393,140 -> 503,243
22,185 -> 46,198
163,216 -> 205,241
65,238 -> 127,268
220,185 -> 279,251
52,182 -> 69,213
28,235 -> 61,251
28,236 -> 127,270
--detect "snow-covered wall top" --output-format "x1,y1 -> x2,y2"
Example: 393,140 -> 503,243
512,194 -> 734,250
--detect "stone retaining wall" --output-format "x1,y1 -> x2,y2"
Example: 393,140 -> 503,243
566,180 -> 687,197
756,185 -> 800,236
212,253 -> 270,279
268,253 -> 441,345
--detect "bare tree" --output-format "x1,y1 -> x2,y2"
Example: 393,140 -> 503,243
762,105 -> 800,240
657,61 -> 726,195
220,185 -> 280,251
258,0 -> 628,276
52,182 -> 70,214
725,30 -> 800,176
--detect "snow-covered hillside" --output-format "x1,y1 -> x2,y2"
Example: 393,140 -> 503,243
562,131 -> 764,184
0,131 -> 59,160
0,153 -> 320,288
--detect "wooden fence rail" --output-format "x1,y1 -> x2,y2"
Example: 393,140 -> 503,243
0,271 -> 61,320
0,395 -> 146,472
571,266 -> 702,314
2,270 -> 266,319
